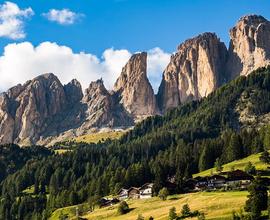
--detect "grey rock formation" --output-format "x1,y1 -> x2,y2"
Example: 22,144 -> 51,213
64,79 -> 83,105
0,73 -> 67,145
114,52 -> 158,119
157,33 -> 228,113
81,79 -> 133,129
0,74 -> 133,145
227,15 -> 270,78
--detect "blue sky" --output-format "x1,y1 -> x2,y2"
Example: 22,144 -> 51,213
1,0 -> 270,55
0,0 -> 269,92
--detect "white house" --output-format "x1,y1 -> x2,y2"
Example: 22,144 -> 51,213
117,188 -> 128,200
139,183 -> 153,199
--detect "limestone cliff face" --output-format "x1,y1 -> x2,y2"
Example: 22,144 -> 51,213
114,52 -> 158,118
81,79 -> 133,129
0,74 -> 134,145
0,93 -> 14,144
227,15 -> 270,78
64,79 -> 83,105
0,73 -> 68,145
157,33 -> 228,113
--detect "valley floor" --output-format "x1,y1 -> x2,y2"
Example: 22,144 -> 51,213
50,191 -> 248,220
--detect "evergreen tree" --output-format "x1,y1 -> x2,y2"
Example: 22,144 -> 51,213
168,207 -> 177,220
214,158 -> 223,173
181,204 -> 191,217
226,134 -> 243,162
259,150 -> 270,164
245,177 -> 268,219
198,145 -> 212,172
244,162 -> 256,175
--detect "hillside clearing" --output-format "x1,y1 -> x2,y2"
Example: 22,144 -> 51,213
194,151 -> 269,177
50,191 -> 248,220
72,130 -> 125,143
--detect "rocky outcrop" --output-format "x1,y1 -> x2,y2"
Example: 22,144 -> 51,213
227,15 -> 270,78
64,79 -> 83,105
81,79 -> 133,129
0,93 -> 14,144
157,33 -> 228,113
114,52 -> 158,118
0,74 -> 133,145
0,73 -> 68,145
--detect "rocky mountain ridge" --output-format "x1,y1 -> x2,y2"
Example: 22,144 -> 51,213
1,14 -> 270,145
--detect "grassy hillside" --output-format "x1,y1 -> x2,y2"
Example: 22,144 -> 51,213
50,192 -> 248,220
72,130 -> 125,143
194,151 -> 269,177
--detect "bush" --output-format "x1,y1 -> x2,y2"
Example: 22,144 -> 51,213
158,187 -> 169,201
117,201 -> 129,215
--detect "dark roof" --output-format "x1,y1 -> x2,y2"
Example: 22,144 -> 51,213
227,176 -> 254,181
99,198 -> 120,207
227,170 -> 254,180
128,187 -> 140,193
208,175 -> 226,180
194,176 -> 207,182
117,188 -> 128,195
140,183 -> 153,190
165,181 -> 177,189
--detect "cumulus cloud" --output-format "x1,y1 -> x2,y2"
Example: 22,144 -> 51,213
0,42 -> 170,93
42,9 -> 83,25
0,1 -> 34,39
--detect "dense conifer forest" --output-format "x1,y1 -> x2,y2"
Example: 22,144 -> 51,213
1,67 -> 270,219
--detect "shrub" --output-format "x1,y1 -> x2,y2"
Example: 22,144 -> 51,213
117,201 -> 129,215
158,187 -> 169,201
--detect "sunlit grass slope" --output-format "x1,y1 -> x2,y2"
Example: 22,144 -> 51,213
50,191 -> 248,220
72,131 -> 125,143
194,151 -> 269,177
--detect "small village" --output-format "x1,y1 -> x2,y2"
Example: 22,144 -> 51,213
99,169 -> 265,208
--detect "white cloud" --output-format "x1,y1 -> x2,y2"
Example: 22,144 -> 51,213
0,42 -> 170,93
0,1 -> 34,39
42,9 -> 83,25
147,47 -> 171,92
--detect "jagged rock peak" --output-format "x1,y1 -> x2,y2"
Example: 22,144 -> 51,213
0,73 -> 68,145
227,14 -> 270,78
114,52 -> 148,91
238,14 -> 268,25
84,78 -> 109,101
114,52 -> 158,118
64,79 -> 83,105
81,78 -> 133,129
177,32 -> 222,50
157,32 -> 228,113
